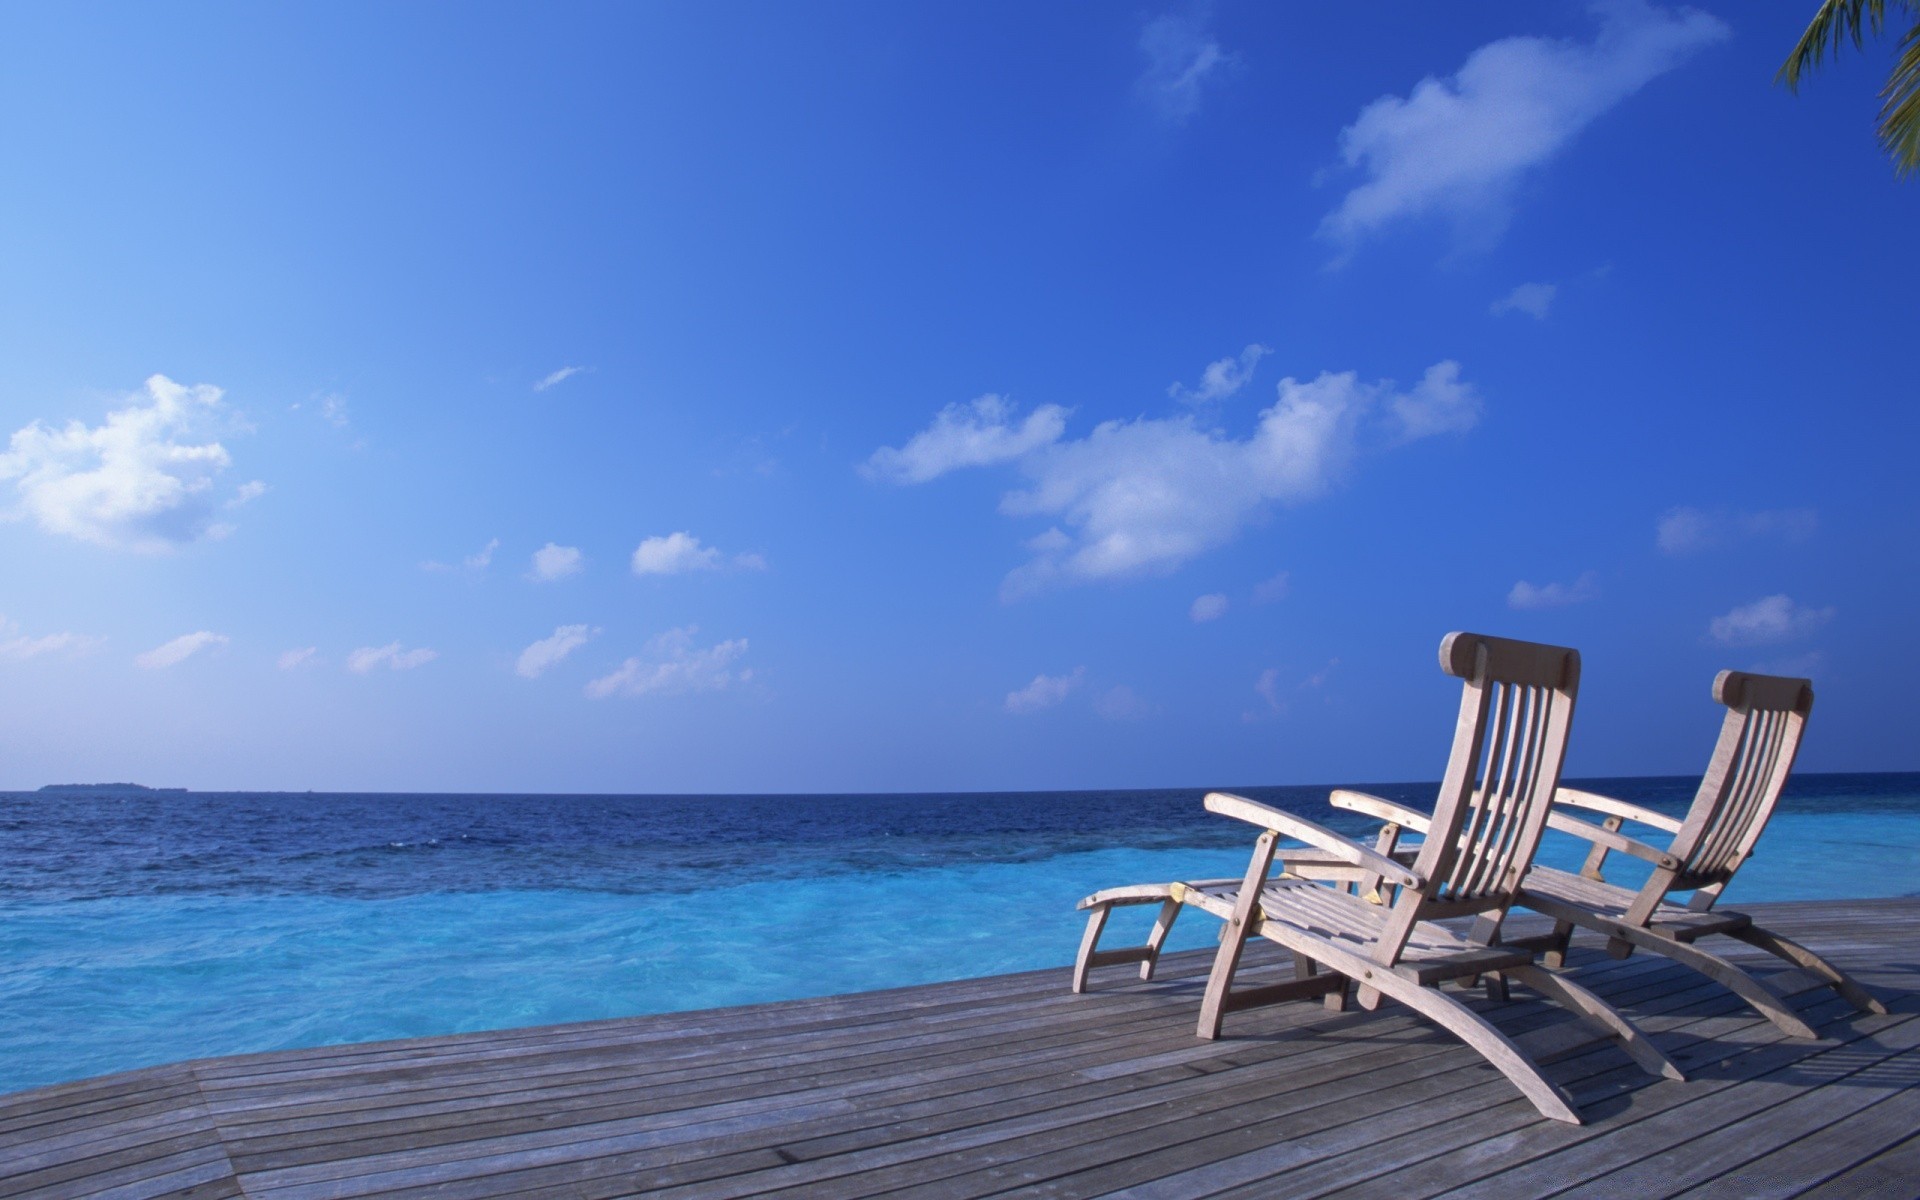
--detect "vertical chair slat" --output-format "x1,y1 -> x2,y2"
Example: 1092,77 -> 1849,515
1478,681 -> 1534,897
1449,679 -> 1515,900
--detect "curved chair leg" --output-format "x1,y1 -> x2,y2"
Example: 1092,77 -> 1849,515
1196,912 -> 1254,1040
1506,964 -> 1685,1080
1363,967 -> 1582,1124
1615,927 -> 1818,1039
1072,905 -> 1111,994
1141,898 -> 1183,981
1727,925 -> 1887,1015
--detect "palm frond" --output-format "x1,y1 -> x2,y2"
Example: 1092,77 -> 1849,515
1882,19 -> 1920,172
1778,0 -> 1888,91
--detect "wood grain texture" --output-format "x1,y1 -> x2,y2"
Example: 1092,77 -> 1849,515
0,897 -> 1912,1199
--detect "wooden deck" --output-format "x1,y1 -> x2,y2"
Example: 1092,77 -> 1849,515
4,897 -> 1918,1199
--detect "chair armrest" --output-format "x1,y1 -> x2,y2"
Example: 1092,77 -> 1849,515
1546,810 -> 1683,870
1329,789 -> 1434,833
1204,791 -> 1423,889
1553,788 -> 1683,835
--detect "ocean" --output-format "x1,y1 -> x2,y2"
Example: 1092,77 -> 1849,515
2,773 -> 1916,1096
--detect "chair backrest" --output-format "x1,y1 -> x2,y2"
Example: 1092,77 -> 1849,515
1668,670 -> 1813,889
1410,632 -> 1582,914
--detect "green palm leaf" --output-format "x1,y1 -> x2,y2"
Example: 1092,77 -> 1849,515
1778,0 -> 1920,176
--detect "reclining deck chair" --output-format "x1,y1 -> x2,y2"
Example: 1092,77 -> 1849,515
1073,632 -> 1681,1125
1329,670 -> 1885,1040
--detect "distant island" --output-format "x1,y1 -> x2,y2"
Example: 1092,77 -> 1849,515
38,783 -> 188,794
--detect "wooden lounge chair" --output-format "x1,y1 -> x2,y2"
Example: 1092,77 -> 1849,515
1330,670 -> 1886,1041
1073,632 -> 1682,1124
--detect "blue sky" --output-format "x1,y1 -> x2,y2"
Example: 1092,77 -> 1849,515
0,1 -> 1913,793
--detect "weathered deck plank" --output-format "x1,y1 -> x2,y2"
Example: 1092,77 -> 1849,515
0,898 -> 1913,1200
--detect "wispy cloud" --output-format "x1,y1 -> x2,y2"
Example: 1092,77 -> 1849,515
277,647 -> 320,670
1657,507 -> 1817,556
1190,593 -> 1229,622
517,623 -> 599,679
999,362 -> 1479,595
1508,571 -> 1599,610
1708,595 -> 1833,646
862,395 -> 1067,485
873,360 -> 1480,597
1253,667 -> 1285,717
0,375 -> 247,552
422,537 -> 500,574
630,532 -> 764,576
529,543 -> 583,581
1491,282 -> 1558,319
1244,660 -> 1337,722
586,627 -> 749,698
1136,10 -> 1233,125
1320,1 -> 1728,256
533,366 -> 588,393
1094,684 -> 1152,721
1005,667 -> 1085,715
347,642 -> 437,673
1168,345 -> 1269,406
135,631 -> 228,670
0,616 -> 100,662
1252,572 -> 1291,604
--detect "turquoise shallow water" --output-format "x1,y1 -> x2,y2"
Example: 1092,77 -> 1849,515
2,777 -> 1916,1095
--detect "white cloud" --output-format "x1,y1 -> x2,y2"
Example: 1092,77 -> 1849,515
1004,667 -> 1084,715
517,623 -> 599,679
1657,507 -> 1818,556
632,531 -> 720,575
585,627 -> 749,698
627,532 -> 763,576
1169,345 -> 1269,406
862,395 -> 1067,485
1320,1 -> 1728,254
0,616 -> 100,662
347,642 -> 437,673
277,647 -> 320,670
135,631 -> 228,670
997,362 -> 1480,594
1137,11 -> 1232,124
533,366 -> 588,392
530,543 -> 584,581
1190,593 -> 1230,622
318,394 -> 351,429
0,375 -> 246,552
1491,282 -> 1558,319
1094,684 -> 1152,721
228,480 -> 268,508
1252,572 -> 1291,604
1385,360 -> 1483,441
1508,571 -> 1600,610
1302,658 -> 1339,689
1709,595 -> 1833,647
